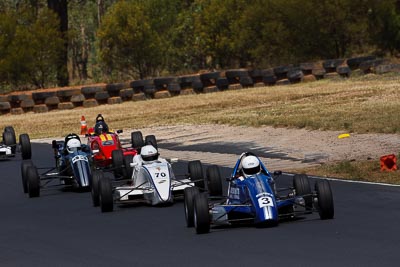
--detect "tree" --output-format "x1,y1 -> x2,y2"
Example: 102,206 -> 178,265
97,1 -> 163,79
0,7 -> 63,89
47,0 -> 69,86
368,0 -> 400,56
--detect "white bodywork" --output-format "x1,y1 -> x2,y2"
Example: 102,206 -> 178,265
0,145 -> 12,160
115,157 -> 193,205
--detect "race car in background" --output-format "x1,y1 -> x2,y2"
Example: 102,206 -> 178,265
1,126 -> 31,160
184,152 -> 334,234
21,133 -> 94,197
85,114 -> 156,178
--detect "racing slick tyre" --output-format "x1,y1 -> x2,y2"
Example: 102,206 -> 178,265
194,193 -> 210,234
184,187 -> 200,227
19,133 -> 32,160
206,165 -> 223,197
21,160 -> 33,193
112,149 -> 125,178
4,126 -> 15,136
131,131 -> 144,150
99,177 -> 114,212
124,154 -> 134,179
27,165 -> 40,198
4,126 -> 16,148
315,180 -> 334,220
3,130 -> 16,154
188,160 -> 205,189
91,170 -> 103,207
144,134 -> 158,149
293,174 -> 312,211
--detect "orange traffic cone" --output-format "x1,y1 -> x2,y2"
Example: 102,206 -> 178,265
380,154 -> 397,171
80,115 -> 87,135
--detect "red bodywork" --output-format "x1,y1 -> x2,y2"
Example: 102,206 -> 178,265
87,128 -> 137,167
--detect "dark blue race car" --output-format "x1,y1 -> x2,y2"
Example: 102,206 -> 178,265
184,152 -> 334,234
21,133 -> 94,198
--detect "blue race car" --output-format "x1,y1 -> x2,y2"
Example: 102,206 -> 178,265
184,152 -> 334,234
21,133 -> 94,198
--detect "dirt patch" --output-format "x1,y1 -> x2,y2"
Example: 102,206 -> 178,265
130,124 -> 400,166
34,124 -> 400,170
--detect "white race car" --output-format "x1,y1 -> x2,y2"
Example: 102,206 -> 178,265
1,126 -> 31,160
91,144 -> 206,212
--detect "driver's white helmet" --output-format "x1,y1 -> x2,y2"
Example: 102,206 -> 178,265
242,155 -> 261,176
66,138 -> 81,152
141,145 -> 159,161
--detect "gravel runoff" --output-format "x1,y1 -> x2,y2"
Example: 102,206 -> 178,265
33,124 -> 400,171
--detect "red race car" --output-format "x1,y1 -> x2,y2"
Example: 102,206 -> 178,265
86,114 -> 157,172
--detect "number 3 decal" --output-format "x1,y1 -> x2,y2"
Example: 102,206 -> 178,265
258,196 -> 273,208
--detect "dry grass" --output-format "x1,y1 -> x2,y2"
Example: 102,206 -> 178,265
2,73 -> 400,139
2,73 -> 400,183
293,159 -> 400,185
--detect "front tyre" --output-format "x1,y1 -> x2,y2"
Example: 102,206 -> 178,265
3,131 -> 16,154
99,177 -> 113,212
144,135 -> 158,149
206,165 -> 223,197
91,170 -> 103,207
19,134 -> 32,160
112,149 -> 125,178
188,160 -> 205,189
21,160 -> 34,193
315,180 -> 334,219
194,193 -> 210,234
184,187 -> 200,227
27,166 -> 40,198
293,174 -> 312,211
124,155 -> 134,179
131,131 -> 144,150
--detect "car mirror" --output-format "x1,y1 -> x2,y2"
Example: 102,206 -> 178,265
130,162 -> 138,167
169,158 -> 179,163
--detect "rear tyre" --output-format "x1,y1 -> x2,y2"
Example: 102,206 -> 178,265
188,160 -> 205,189
124,155 -> 134,179
315,180 -> 334,219
19,134 -> 32,159
99,177 -> 113,212
3,131 -> 16,154
293,174 -> 312,211
144,134 -> 158,149
184,187 -> 200,227
4,126 -> 16,153
21,160 -> 33,193
131,131 -> 144,150
194,193 -> 210,234
112,149 -> 125,178
206,165 -> 223,197
27,166 -> 40,198
4,126 -> 15,136
91,170 -> 103,207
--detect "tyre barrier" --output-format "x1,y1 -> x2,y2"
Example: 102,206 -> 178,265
273,65 -> 292,80
323,59 -> 345,73
1,55 -> 399,115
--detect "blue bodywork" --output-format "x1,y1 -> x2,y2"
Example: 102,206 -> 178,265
211,153 -> 305,225
54,142 -> 92,188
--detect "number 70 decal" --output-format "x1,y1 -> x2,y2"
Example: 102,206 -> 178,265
258,196 -> 274,208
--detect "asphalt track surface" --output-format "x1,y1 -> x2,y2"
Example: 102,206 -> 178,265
1,143 -> 400,266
